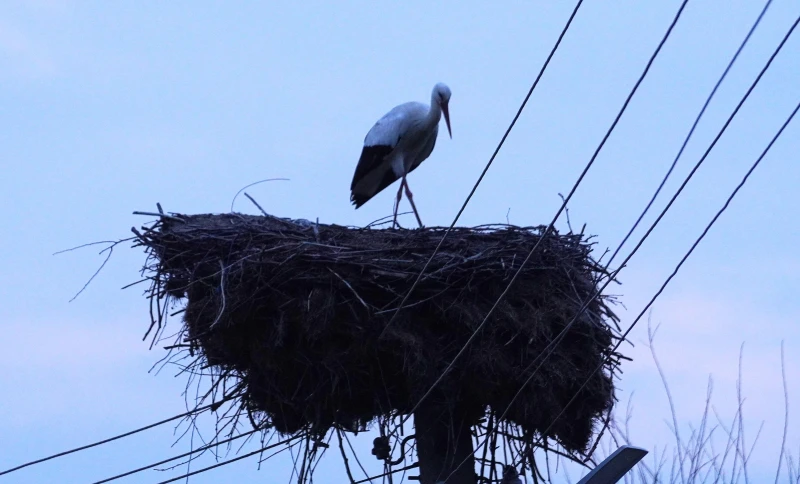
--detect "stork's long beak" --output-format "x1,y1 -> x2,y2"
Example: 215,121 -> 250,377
441,102 -> 452,139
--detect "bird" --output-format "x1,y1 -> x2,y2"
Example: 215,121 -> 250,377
350,82 -> 452,228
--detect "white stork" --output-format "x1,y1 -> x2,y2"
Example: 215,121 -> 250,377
350,82 -> 452,228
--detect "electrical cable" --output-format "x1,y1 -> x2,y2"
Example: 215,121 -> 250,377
153,434 -> 304,484
533,93 -> 800,464
377,0 -> 586,341
0,400 -> 231,477
90,430 -> 258,484
444,16 -> 800,478
603,0 -> 774,270
388,0 -> 691,441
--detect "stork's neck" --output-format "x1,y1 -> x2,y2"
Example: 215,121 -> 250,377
426,94 -> 443,128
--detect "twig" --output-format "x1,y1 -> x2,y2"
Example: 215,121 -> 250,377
365,211 -> 413,229
133,211 -> 185,222
120,278 -> 148,290
737,343 -> 750,484
56,239 -> 133,302
336,429 -> 357,484
244,192 -> 268,217
342,430 -> 370,479
558,193 -> 573,233
209,260 -> 227,330
53,240 -> 121,255
68,243 -> 116,302
328,269 -> 369,309
776,341 -> 789,484
230,177 -> 290,212
648,318 -> 685,483
583,406 -> 613,464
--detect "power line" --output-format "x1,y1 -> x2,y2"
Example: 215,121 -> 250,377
603,0 -> 775,270
0,400 -> 230,477
90,430 -> 258,484
377,0 -> 586,341
451,86 -> 800,484
445,13 -> 800,479
390,0 -> 690,440
488,0 -> 790,434
534,92 -> 800,461
492,7 -> 800,437
153,434 -> 304,484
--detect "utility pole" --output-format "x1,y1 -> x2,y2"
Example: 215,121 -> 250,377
414,403 -> 476,484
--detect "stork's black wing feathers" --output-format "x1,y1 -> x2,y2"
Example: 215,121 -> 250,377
351,166 -> 399,208
351,144 -> 393,190
350,144 -> 396,208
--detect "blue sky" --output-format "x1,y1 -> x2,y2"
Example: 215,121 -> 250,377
1,1 -> 799,482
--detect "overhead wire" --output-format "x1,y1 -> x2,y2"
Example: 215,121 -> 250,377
493,5 -> 800,439
153,433 -> 305,484
89,430 -> 258,484
530,92 -> 800,474
603,0 -> 775,270
388,0 -> 691,440
444,10 -> 800,480
0,399 -> 232,477
377,0 -> 586,341
483,0 -> 789,441
450,90 -> 800,482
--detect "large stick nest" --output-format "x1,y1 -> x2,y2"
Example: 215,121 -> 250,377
134,212 -> 624,454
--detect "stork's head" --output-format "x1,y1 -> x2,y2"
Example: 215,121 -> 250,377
432,82 -> 452,139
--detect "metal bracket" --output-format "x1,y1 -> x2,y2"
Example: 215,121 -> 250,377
577,445 -> 648,484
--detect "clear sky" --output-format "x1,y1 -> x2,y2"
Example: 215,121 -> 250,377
1,1 -> 799,483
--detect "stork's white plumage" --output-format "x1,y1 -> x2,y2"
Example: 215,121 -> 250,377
350,82 -> 452,228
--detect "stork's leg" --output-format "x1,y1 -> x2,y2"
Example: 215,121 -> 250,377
393,181 -> 404,229
402,176 -> 424,228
